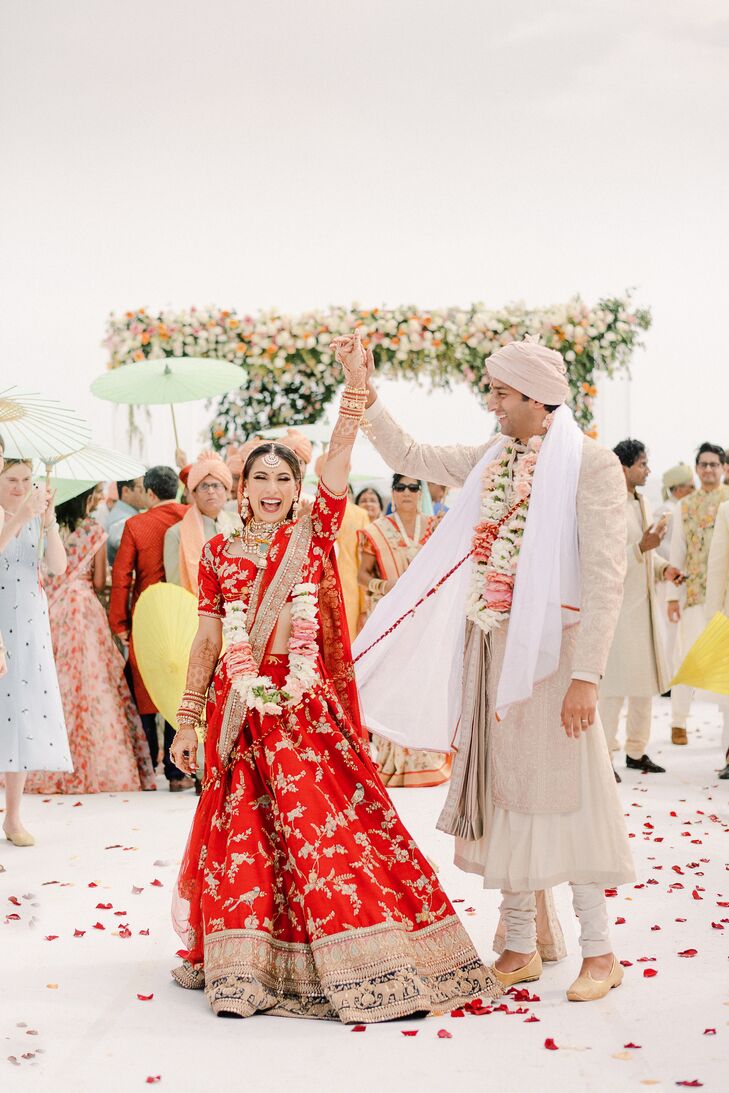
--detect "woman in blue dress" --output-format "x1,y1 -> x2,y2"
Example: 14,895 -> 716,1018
0,439 -> 71,848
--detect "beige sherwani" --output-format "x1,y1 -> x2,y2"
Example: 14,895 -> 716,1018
599,493 -> 670,759
706,500 -> 729,617
363,399 -> 635,894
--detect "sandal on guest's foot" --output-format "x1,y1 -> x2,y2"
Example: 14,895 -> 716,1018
566,957 -> 623,1001
4,827 -> 35,847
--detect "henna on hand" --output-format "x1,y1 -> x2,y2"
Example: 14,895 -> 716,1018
185,635 -> 220,693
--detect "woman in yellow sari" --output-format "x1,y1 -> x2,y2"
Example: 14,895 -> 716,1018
358,474 -> 451,788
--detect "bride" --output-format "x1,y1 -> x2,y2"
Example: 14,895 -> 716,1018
170,330 -> 499,1021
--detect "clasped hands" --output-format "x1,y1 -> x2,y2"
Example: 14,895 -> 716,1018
331,329 -> 373,390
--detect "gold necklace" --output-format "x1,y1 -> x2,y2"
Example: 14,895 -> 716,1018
242,518 -> 286,567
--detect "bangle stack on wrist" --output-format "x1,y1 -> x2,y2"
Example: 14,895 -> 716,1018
176,688 -> 208,740
339,384 -> 368,421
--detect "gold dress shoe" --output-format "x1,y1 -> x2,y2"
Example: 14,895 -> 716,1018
672,726 -> 688,745
4,828 -> 35,847
567,957 -> 623,1001
492,950 -> 542,987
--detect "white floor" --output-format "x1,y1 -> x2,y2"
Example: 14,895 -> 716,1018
2,698 -> 727,1093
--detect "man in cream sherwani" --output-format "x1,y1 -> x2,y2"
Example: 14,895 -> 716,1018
599,439 -> 682,778
354,337 -> 634,1003
706,499 -> 729,778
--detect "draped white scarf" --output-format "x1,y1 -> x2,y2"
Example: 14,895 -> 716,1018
352,404 -> 584,751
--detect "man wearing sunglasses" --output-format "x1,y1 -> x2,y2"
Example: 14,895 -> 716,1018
667,443 -> 729,746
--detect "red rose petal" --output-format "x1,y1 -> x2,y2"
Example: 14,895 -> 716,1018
401,1030 -> 418,1037
544,1037 -> 559,1050
691,889 -> 703,901
677,949 -> 698,958
675,1083 -> 703,1088
44,935 -> 58,941
450,1008 -> 465,1018
88,882 -> 98,888
620,960 -> 633,967
8,896 -> 21,907
92,922 -> 105,930
650,925 -> 661,931
150,879 -> 163,887
437,1029 -> 453,1039
711,922 -> 724,930
145,1079 -> 161,1086
615,917 -> 626,925
524,1015 -> 540,1023
96,903 -> 113,910
676,918 -> 687,922
73,929 -> 85,938
7,913 -> 21,921
703,1029 -> 716,1036
139,929 -> 150,936
137,994 -> 154,1001
118,925 -> 132,939
351,1025 -> 366,1032
643,968 -> 658,978
72,802 -> 83,807
604,888 -> 618,897
624,1042 -> 641,1049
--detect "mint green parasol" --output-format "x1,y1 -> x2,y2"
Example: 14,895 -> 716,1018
90,357 -> 245,448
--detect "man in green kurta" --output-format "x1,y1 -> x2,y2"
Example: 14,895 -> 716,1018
668,443 -> 729,745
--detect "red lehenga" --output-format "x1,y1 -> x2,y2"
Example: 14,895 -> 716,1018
173,482 -> 499,1021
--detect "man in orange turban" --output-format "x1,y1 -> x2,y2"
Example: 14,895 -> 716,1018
164,451 -> 239,594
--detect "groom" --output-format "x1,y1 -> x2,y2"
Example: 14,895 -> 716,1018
354,337 -> 634,1001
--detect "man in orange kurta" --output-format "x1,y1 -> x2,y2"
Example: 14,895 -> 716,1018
109,466 -> 188,789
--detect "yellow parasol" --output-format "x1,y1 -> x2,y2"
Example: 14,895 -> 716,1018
672,612 -> 729,695
132,584 -> 200,729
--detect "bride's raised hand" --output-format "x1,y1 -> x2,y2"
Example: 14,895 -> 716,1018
331,329 -> 368,389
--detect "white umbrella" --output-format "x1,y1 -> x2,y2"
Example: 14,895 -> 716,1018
0,387 -> 91,466
32,444 -> 148,506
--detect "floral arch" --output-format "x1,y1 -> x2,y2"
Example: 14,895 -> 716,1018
102,293 -> 650,442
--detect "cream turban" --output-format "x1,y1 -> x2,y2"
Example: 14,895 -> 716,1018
279,428 -> 313,466
661,463 -> 694,501
486,335 -> 570,406
188,450 -> 233,493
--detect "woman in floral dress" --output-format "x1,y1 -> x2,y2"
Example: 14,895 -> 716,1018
358,475 -> 451,788
170,331 -> 499,1021
26,487 -> 155,795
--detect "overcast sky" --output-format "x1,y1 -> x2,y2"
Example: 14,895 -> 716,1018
1,0 -> 727,494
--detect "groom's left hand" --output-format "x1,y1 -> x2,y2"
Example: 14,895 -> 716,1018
561,679 -> 598,738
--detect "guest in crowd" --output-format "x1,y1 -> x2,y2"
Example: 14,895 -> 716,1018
26,486 -> 155,795
654,464 -> 695,670
599,440 -> 682,779
667,443 -> 729,745
107,476 -> 148,565
164,451 -> 238,595
358,473 -> 451,787
0,443 -> 71,846
706,498 -> 729,778
224,445 -> 245,504
428,481 -> 449,515
109,466 -> 190,790
94,481 -> 118,532
355,486 -> 383,521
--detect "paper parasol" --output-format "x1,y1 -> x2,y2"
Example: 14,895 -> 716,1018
132,583 -> 200,729
33,444 -> 147,502
0,387 -> 91,466
90,357 -> 245,448
672,612 -> 729,695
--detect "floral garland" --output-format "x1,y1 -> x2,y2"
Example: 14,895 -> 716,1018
465,436 -> 543,635
222,583 -> 320,715
102,293 -> 651,436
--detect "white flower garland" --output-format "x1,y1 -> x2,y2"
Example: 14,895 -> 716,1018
465,437 -> 542,636
222,582 -> 320,715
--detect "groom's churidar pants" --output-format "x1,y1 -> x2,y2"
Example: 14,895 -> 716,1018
599,696 -> 652,760
500,885 -> 610,958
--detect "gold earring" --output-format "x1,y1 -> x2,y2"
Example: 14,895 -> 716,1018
239,493 -> 249,520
